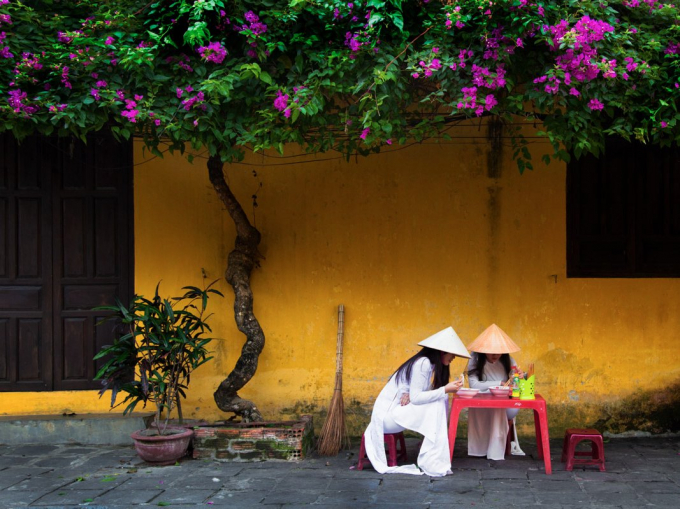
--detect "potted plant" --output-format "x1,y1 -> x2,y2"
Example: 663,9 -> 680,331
94,281 -> 223,464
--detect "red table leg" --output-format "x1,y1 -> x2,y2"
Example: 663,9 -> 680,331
536,405 -> 552,474
448,403 -> 463,460
533,409 -> 544,460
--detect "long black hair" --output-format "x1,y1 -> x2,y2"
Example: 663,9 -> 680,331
468,352 -> 511,380
391,347 -> 450,390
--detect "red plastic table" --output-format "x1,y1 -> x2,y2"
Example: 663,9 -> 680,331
448,393 -> 552,475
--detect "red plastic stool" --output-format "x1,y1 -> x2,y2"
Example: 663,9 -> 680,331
561,428 -> 606,471
357,432 -> 407,470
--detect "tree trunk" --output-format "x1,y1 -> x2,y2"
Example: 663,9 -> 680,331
207,155 -> 265,422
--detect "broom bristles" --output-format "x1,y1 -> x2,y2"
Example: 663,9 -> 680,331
317,389 -> 350,456
318,304 -> 349,457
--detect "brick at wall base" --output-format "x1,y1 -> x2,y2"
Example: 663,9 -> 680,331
192,415 -> 314,462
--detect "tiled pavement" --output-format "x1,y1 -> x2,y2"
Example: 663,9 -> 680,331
0,436 -> 678,508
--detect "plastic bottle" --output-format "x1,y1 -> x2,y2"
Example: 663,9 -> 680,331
511,367 -> 521,398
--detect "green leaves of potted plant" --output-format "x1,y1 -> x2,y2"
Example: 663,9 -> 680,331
94,281 -> 223,464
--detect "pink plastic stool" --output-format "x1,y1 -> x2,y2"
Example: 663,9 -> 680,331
357,432 -> 407,470
561,428 -> 606,471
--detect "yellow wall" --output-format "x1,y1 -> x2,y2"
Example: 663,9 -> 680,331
4,125 -> 680,436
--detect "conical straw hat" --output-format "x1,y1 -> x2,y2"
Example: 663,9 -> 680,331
418,326 -> 471,359
467,324 -> 520,354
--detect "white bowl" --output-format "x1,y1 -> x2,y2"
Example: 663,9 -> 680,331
489,386 -> 511,397
456,388 -> 480,399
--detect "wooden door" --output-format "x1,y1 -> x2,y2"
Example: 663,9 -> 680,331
0,133 -> 133,391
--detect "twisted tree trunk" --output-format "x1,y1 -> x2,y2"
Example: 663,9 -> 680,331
207,155 -> 265,422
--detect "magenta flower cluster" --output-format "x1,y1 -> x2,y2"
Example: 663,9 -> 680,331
529,16 -> 627,109
240,11 -> 267,36
8,89 -> 39,115
120,95 -> 143,123
273,90 -> 290,118
198,41 -> 227,64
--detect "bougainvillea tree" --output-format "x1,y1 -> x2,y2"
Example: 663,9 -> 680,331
1,0 -> 678,421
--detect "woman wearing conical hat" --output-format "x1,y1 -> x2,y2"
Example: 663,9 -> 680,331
466,324 -> 524,460
363,327 -> 470,476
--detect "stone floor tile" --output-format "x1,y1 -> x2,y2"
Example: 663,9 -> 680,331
481,468 -> 528,479
149,488 -> 218,504
429,478 -> 481,493
9,446 -> 59,457
530,478 -> 583,492
205,489 -> 270,505
32,457 -> 83,468
170,473 -> 232,489
261,488 -> 321,505
116,475 -> 178,490
30,489 -> 102,506
0,455 -> 33,468
482,478 -> 530,491
6,474 -> 74,492
533,490 -> 592,505
55,447 -> 100,456
484,489 -> 537,505
588,492 -> 645,505
64,473 -> 132,489
0,489 -> 43,507
326,478 -> 380,490
91,487 -> 164,505
221,476 -> 278,492
639,492 -> 680,506
424,488 -> 484,505
374,487 -> 431,504
626,480 -> 680,493
580,480 -> 636,493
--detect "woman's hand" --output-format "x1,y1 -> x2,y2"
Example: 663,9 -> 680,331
444,378 -> 464,394
400,393 -> 410,406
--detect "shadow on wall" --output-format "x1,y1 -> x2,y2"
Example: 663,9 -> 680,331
599,377 -> 680,435
526,378 -> 680,438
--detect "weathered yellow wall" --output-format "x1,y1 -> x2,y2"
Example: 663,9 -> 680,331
4,125 -> 680,437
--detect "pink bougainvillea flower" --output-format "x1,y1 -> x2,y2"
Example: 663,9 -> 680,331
385,139 -> 392,145
121,109 -> 139,122
360,128 -> 370,140
660,121 -> 668,128
273,90 -> 288,112
588,98 -> 604,111
105,36 -> 114,45
198,41 -> 227,64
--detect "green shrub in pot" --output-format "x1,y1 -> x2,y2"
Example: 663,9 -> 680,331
94,281 -> 223,435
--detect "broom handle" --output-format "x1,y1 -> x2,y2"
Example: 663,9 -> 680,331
335,305 -> 344,391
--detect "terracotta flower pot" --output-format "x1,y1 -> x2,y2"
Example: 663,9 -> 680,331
130,427 -> 194,465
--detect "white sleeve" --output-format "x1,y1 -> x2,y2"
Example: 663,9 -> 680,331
408,358 -> 447,405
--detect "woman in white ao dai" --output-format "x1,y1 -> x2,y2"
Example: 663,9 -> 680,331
363,327 -> 470,477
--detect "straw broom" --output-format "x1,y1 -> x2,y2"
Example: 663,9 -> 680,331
317,304 -> 351,456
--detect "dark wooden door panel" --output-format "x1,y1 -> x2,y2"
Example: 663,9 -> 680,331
0,135 -> 53,391
53,136 -> 132,390
0,318 -> 8,382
